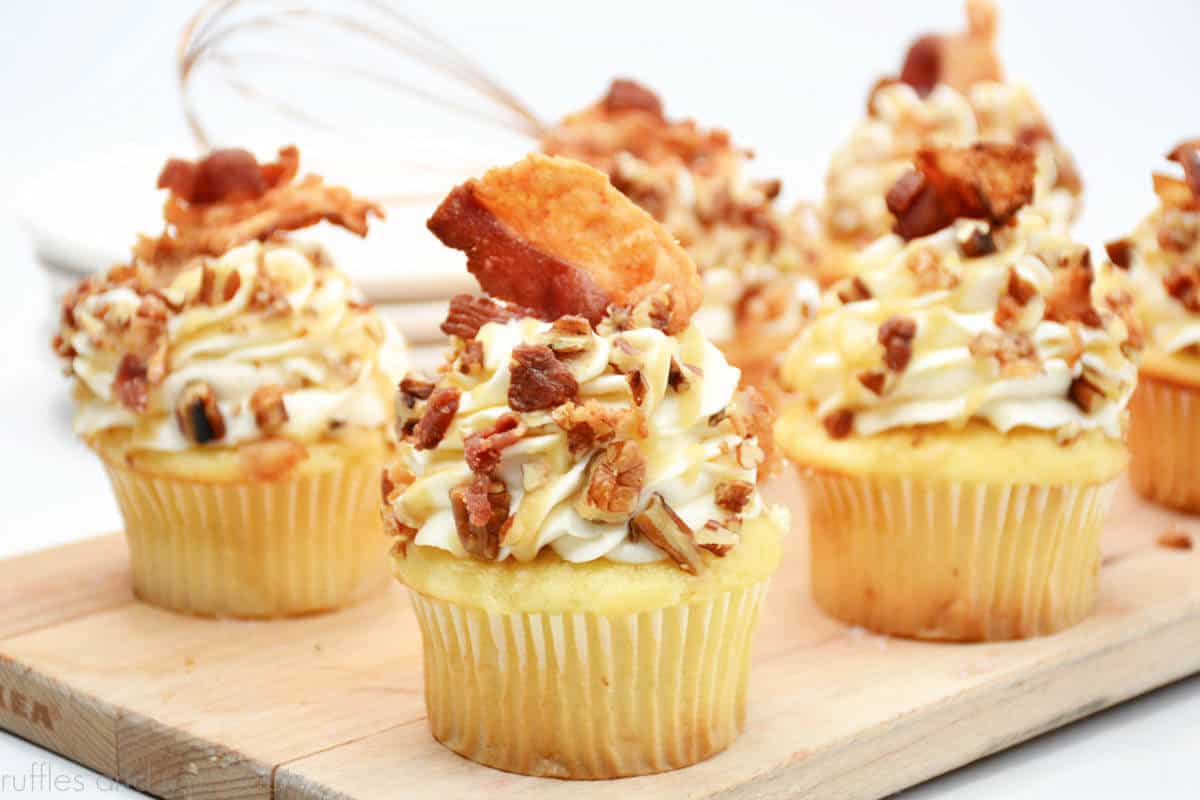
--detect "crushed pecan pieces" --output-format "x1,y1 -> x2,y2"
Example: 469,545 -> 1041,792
1163,263 -> 1200,312
601,78 -> 665,118
441,294 -> 532,340
730,386 -> 778,478
238,437 -> 307,480
464,413 -> 526,475
1104,238 -> 1134,270
969,330 -> 1039,377
412,386 -> 461,450
695,521 -> 740,557
994,267 -> 1039,331
960,228 -> 997,258
509,344 -> 579,411
715,481 -> 754,514
426,154 -> 701,332
879,316 -> 918,371
250,384 -> 288,433
1068,375 -> 1105,413
823,408 -> 855,439
1167,139 -> 1200,202
629,493 -> 705,575
175,382 -> 226,444
552,401 -> 628,455
113,353 -> 151,413
577,441 -> 646,523
858,370 -> 887,395
836,276 -> 873,304
1044,251 -> 1102,328
450,476 -> 510,560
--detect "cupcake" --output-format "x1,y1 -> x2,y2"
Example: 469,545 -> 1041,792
819,0 -> 1082,285
382,153 -> 786,778
778,143 -> 1140,641
1102,140 -> 1200,512
541,78 -> 821,388
52,146 -> 406,618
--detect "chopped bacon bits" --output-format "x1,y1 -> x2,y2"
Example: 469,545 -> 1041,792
450,476 -> 510,560
715,481 -> 754,514
175,382 -> 227,444
858,370 -> 887,395
601,78 -> 665,119
836,276 -> 873,304
1163,263 -> 1200,312
1104,238 -> 1134,269
629,493 -> 704,575
464,413 -> 526,475
509,344 -> 579,411
412,386 -> 461,450
250,384 -> 288,433
577,441 -> 647,523
113,353 -> 151,413
1044,253 -> 1103,328
238,437 -> 307,480
158,148 -> 280,205
441,294 -> 530,340
879,316 -> 918,371
1167,139 -> 1200,202
889,144 -> 1036,241
823,408 -> 855,439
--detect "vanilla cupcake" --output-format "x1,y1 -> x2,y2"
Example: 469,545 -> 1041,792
382,154 -> 785,778
819,0 -> 1082,285
1101,140 -> 1200,512
53,146 -> 406,618
542,78 -> 821,387
778,143 -> 1140,641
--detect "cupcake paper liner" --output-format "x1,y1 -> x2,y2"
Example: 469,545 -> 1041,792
803,471 -> 1115,641
407,580 -> 769,779
103,458 -> 390,618
1129,373 -> 1200,514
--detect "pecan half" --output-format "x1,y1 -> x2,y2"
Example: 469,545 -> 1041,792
250,384 -> 288,433
398,376 -> 435,409
715,481 -> 754,514
509,344 -> 579,411
577,441 -> 646,523
450,476 -> 510,560
879,316 -> 917,371
441,294 -> 530,340
629,493 -> 704,574
175,382 -> 227,444
464,413 -> 526,475
540,315 -> 593,355
412,386 -> 461,450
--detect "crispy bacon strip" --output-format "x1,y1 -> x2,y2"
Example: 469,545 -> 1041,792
427,154 -> 702,333
897,0 -> 1002,97
601,78 -> 664,118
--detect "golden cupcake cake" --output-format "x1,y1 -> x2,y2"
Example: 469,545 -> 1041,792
1102,140 -> 1200,512
53,146 -> 406,618
778,143 -> 1140,641
542,78 -> 821,387
819,0 -> 1082,285
381,154 -> 786,778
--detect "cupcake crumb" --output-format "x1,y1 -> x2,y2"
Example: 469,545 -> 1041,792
1157,528 -> 1193,551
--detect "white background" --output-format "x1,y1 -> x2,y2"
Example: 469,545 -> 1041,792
1,1 -> 1199,797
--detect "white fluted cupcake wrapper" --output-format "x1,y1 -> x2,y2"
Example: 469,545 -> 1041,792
408,581 -> 770,779
1129,374 -> 1200,513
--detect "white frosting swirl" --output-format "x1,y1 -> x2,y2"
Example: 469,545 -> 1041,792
388,317 -> 767,565
782,209 -> 1138,439
62,240 -> 406,450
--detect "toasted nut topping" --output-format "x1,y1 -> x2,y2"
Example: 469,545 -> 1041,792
836,276 -> 873,304
858,370 -> 887,395
715,481 -> 754,514
1164,263 -> 1200,312
577,441 -> 647,523
175,382 -> 227,444
380,463 -> 415,505
398,376 -> 436,409
627,370 -> 648,406
695,521 -> 740,557
552,401 -> 629,456
1068,375 -> 1104,413
509,344 -> 579,411
427,154 -> 702,333
629,493 -> 704,574
113,353 -> 151,413
960,228 -> 997,258
464,413 -> 526,475
238,437 -> 307,480
1167,139 -> 1200,202
729,386 -> 778,479
1104,238 -> 1134,269
412,386 -> 461,450
540,315 -> 594,355
441,294 -> 532,340
459,340 -> 485,376
823,408 -> 855,439
450,476 -> 510,560
994,267 -> 1039,331
250,384 -> 288,433
897,0 -> 1001,96
879,316 -> 917,371
1157,528 -> 1194,551
969,330 -> 1040,377
1045,251 -> 1102,328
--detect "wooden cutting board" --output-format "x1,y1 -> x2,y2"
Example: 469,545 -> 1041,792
0,475 -> 1197,800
